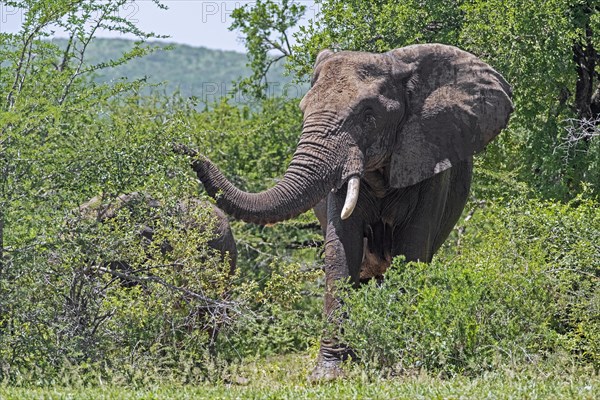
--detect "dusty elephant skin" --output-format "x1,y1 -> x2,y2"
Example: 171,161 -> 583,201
176,44 -> 513,381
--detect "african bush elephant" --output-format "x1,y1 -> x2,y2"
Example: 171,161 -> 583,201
70,192 -> 237,347
176,44 -> 512,380
76,192 -> 237,282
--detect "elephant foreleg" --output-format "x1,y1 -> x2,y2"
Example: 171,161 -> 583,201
310,189 -> 364,381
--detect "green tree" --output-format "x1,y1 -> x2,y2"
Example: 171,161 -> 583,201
229,0 -> 306,99
0,0 -> 166,268
456,0 -> 600,197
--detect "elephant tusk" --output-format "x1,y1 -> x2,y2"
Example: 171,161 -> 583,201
341,176 -> 360,220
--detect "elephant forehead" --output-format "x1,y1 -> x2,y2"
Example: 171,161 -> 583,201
304,52 -> 394,112
308,74 -> 386,109
315,82 -> 378,100
320,54 -> 387,81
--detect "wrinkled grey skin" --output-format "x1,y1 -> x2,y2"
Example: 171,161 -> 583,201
78,192 -> 237,275
179,44 -> 513,380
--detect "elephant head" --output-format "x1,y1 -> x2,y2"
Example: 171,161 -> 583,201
183,44 -> 512,225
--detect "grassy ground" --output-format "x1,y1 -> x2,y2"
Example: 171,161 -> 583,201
1,353 -> 598,399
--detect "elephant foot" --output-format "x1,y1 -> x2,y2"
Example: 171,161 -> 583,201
308,342 -> 357,383
308,358 -> 345,382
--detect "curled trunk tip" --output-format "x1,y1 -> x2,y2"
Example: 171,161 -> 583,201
173,143 -> 202,159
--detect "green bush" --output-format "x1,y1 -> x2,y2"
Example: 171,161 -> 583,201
214,258 -> 322,361
0,191 -> 242,384
339,193 -> 599,376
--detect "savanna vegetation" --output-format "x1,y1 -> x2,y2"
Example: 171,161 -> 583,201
0,0 -> 598,398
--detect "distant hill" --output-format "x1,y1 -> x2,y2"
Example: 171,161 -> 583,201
51,38 -> 307,104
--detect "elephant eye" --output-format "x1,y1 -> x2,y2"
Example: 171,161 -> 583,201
363,109 -> 376,125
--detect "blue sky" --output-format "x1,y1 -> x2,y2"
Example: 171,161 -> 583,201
0,1 -> 317,52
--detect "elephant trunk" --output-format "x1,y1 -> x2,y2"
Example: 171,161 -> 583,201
179,130 -> 358,225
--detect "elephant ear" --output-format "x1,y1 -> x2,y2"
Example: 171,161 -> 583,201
387,44 -> 513,188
